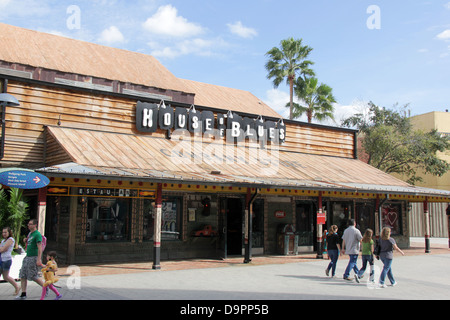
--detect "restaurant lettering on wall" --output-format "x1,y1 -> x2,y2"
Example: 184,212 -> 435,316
135,101 -> 286,144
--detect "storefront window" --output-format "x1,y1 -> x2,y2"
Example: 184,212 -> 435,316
331,202 -> 352,238
252,199 -> 264,248
356,202 -> 375,233
143,197 -> 182,241
381,203 -> 402,235
86,198 -> 131,242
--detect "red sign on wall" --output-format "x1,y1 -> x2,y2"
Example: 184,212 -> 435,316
317,211 -> 326,224
274,210 -> 286,219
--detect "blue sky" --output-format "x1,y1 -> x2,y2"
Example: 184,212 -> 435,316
1,0 -> 450,125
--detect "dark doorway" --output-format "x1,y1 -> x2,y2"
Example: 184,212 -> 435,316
296,202 -> 315,250
226,198 -> 243,255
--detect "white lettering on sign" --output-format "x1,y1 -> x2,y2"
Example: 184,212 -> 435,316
142,108 -> 153,128
135,101 -> 287,144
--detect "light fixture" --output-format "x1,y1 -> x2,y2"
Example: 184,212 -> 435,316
158,100 -> 167,109
0,93 -> 20,160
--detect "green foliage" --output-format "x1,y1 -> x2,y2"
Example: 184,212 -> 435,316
0,188 -> 8,229
265,37 -> 315,120
342,102 -> 450,184
0,188 -> 29,248
288,76 -> 336,123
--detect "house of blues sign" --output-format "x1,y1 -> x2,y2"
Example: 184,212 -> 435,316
135,101 -> 286,144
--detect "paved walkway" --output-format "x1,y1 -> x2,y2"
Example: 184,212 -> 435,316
1,238 -> 448,302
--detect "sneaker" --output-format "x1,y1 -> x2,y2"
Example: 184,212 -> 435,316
377,283 -> 387,288
325,269 -> 329,276
343,277 -> 353,281
354,275 -> 360,283
14,295 -> 27,300
54,294 -> 62,300
390,282 -> 397,287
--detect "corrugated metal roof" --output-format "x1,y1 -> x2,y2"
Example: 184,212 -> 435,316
0,23 -> 189,94
0,23 -> 281,118
180,79 -> 282,118
38,126 -> 450,199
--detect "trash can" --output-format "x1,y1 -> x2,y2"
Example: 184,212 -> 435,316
277,224 -> 299,255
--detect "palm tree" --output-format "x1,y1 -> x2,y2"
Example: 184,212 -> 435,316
265,37 -> 315,120
289,77 -> 336,123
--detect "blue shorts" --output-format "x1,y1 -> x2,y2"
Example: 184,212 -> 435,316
0,259 -> 12,271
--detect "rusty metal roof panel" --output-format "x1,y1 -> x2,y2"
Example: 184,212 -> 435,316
38,127 -> 450,199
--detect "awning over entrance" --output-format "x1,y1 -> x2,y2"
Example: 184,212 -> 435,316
39,126 -> 450,202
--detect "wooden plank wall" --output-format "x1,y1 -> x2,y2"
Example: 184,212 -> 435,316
1,80 -> 355,168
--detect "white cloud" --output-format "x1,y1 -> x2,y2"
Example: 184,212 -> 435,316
0,0 -> 11,8
445,2 -> 450,10
98,26 -> 125,45
436,29 -> 450,40
227,21 -> 258,39
149,37 -> 226,59
263,88 -> 366,127
263,89 -> 292,119
142,5 -> 204,38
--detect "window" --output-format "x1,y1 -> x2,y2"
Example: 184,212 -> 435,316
381,203 -> 402,235
143,196 -> 183,241
86,198 -> 131,242
356,202 -> 375,234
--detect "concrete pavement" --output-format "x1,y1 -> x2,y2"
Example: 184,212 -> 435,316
1,239 -> 449,301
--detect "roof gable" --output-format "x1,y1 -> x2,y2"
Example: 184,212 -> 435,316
0,23 -> 190,94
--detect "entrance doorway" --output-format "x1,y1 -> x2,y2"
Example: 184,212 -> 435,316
296,202 -> 315,251
218,197 -> 243,258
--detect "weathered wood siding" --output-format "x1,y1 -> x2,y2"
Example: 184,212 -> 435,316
1,80 -> 355,168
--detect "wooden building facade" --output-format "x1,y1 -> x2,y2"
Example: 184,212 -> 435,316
1,24 -> 449,265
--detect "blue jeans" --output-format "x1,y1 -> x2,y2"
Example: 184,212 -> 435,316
358,255 -> 374,280
326,249 -> 339,276
379,257 -> 395,285
343,254 -> 359,279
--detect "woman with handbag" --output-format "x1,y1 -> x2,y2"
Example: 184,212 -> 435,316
378,227 -> 405,288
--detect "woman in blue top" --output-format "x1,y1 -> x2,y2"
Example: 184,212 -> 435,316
0,227 -> 20,295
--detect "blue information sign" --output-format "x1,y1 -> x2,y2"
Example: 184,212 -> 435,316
0,168 -> 50,189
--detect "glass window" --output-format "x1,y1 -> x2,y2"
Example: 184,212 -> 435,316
251,199 -> 264,248
356,202 -> 375,234
143,196 -> 183,241
86,198 -> 131,242
381,203 -> 402,235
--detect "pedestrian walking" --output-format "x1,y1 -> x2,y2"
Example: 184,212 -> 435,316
15,219 -> 44,300
341,219 -> 362,282
40,251 -> 62,300
378,227 -> 405,288
0,227 -> 20,295
325,225 -> 341,278
357,229 -> 374,282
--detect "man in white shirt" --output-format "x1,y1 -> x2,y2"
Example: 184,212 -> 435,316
341,219 -> 363,282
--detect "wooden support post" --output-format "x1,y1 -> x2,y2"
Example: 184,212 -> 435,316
153,183 -> 163,270
316,191 -> 324,259
424,197 -> 431,253
374,196 -> 380,240
37,187 -> 47,236
244,188 -> 252,264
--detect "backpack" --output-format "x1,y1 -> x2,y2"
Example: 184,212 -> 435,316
41,234 -> 47,252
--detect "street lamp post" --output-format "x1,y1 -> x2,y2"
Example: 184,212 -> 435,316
0,93 -> 20,160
